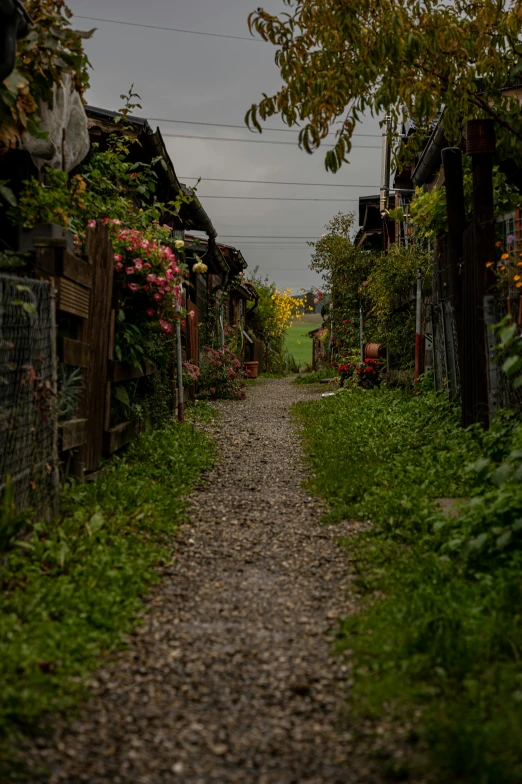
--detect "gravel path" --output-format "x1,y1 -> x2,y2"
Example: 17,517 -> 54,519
27,378 -> 388,784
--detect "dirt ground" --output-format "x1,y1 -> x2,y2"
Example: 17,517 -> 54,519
24,378 -> 393,784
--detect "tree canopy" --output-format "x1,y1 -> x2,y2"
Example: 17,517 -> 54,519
246,0 -> 522,171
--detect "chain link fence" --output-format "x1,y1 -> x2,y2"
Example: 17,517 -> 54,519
0,274 -> 58,518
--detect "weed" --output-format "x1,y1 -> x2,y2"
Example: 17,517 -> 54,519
0,421 -> 213,753
293,368 -> 338,385
295,386 -> 522,783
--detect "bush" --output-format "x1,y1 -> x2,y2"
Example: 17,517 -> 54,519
198,345 -> 246,400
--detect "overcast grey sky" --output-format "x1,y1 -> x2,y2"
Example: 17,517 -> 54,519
69,0 -> 382,292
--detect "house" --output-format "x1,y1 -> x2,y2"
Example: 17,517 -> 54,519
85,106 -> 217,239
356,193 -> 396,250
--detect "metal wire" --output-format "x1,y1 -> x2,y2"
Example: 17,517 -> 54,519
0,275 -> 57,518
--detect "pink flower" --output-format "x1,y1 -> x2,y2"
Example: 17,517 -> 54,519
112,219 -> 121,225
114,262 -> 123,272
181,319 -> 186,327
146,273 -> 157,283
141,240 -> 150,249
87,219 -> 96,228
103,217 -> 110,225
159,319 -> 173,334
125,267 -> 135,275
114,254 -> 122,262
134,258 -> 144,271
152,292 -> 163,302
146,308 -> 155,317
189,310 -> 195,319
128,283 -> 140,292
144,263 -> 152,270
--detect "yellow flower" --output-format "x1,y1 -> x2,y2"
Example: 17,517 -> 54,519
517,282 -> 522,288
175,239 -> 185,249
500,265 -> 506,271
515,275 -> 521,282
501,253 -> 509,260
486,261 -> 493,268
496,241 -> 503,248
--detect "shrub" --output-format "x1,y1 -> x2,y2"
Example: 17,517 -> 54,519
198,345 -> 246,400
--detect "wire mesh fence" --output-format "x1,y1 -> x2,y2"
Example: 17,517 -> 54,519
0,274 -> 58,518
493,295 -> 522,413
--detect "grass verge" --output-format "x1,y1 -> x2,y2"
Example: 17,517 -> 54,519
0,418 -> 213,774
294,385 -> 522,783
293,368 -> 338,384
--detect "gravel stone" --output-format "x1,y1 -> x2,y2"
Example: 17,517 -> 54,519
23,378 -> 399,783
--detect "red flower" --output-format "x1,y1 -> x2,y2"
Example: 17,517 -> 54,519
159,319 -> 173,334
146,308 -> 155,317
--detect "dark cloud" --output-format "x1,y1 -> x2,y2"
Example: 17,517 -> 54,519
71,0 -> 382,291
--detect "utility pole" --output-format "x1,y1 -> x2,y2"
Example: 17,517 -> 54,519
379,115 -> 393,218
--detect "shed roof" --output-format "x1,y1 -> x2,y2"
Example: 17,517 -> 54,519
85,106 -> 217,238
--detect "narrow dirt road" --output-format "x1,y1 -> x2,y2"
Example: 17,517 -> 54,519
28,378 -> 385,784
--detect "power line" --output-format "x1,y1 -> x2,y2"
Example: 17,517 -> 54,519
150,117 -> 381,139
199,195 -> 359,202
181,176 -> 379,188
74,15 -> 260,42
164,132 -> 380,148
218,234 -> 317,239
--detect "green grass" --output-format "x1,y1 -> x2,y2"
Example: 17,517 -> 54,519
0,419 -> 214,775
294,386 -> 522,783
293,368 -> 338,384
284,322 -> 316,366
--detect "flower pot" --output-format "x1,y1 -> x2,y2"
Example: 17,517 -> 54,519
243,361 -> 259,379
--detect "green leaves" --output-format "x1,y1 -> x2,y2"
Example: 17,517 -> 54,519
114,385 -> 130,408
0,182 -> 17,209
247,0 -> 522,171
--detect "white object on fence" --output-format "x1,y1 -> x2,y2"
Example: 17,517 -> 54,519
21,73 -> 90,172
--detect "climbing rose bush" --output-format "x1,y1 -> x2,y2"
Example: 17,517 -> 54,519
108,223 -> 186,327
198,346 -> 246,400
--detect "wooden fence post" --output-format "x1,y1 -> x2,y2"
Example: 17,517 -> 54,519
462,119 -> 496,428
84,224 -> 114,472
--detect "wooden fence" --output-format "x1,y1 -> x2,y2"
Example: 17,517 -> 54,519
30,223 -> 158,479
